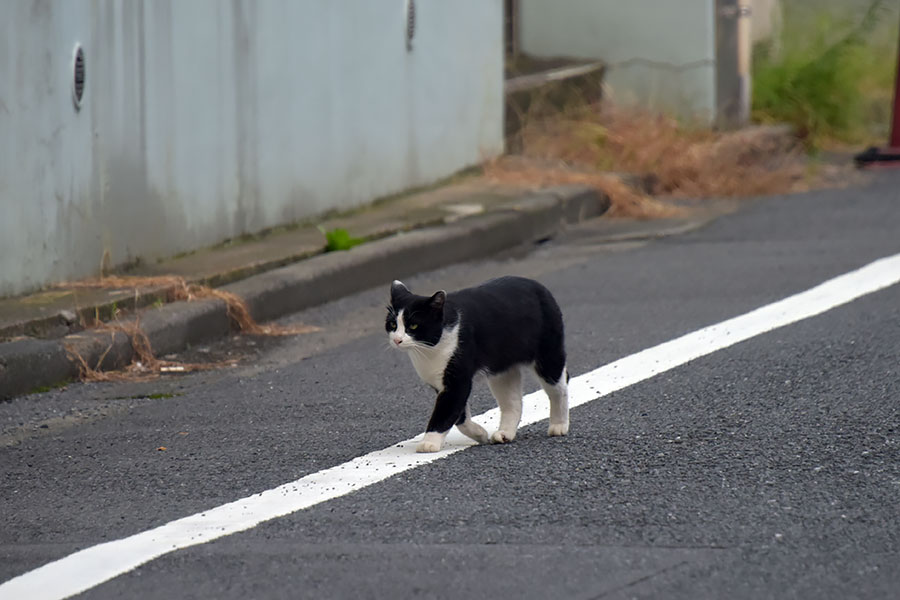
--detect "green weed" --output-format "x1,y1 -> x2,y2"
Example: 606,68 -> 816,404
29,380 -> 71,395
752,0 -> 896,147
317,226 -> 365,252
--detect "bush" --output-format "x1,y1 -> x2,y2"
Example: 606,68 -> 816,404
752,0 -> 896,147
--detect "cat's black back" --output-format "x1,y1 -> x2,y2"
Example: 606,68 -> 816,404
445,276 -> 565,382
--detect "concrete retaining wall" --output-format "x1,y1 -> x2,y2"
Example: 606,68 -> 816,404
0,0 -> 504,297
518,0 -> 716,122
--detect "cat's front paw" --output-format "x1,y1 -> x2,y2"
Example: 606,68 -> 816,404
547,422 -> 569,437
416,441 -> 442,453
417,431 -> 445,453
490,430 -> 515,444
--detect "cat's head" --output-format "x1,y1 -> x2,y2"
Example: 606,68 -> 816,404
385,280 -> 446,350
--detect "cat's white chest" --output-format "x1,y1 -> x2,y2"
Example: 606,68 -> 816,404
408,323 -> 459,392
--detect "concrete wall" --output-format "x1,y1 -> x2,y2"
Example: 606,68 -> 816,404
751,0 -> 783,45
518,0 -> 716,122
0,0 -> 504,297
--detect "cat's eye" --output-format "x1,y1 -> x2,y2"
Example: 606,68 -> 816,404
409,324 -> 418,330
388,322 -> 397,331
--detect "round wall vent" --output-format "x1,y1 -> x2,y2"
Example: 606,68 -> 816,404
72,43 -> 85,110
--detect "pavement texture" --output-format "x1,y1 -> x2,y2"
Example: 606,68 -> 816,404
1,179 -> 637,400
2,170 -> 898,599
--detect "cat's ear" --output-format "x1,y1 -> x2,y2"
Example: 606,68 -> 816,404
390,280 -> 410,302
429,290 -> 446,311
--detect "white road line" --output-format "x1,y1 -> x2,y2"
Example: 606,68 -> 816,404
3,252 -> 900,600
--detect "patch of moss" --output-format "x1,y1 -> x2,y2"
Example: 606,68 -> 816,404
29,379 -> 71,394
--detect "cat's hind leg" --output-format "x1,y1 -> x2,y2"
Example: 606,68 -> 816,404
456,404 -> 490,444
487,367 -> 523,443
534,313 -> 569,436
537,365 -> 569,436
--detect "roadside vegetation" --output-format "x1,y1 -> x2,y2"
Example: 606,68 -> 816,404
752,0 -> 897,148
488,1 -> 896,218
61,275 -> 319,382
487,101 -> 811,219
317,226 -> 365,252
487,91 -> 815,219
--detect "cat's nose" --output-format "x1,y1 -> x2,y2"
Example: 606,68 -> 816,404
393,338 -> 402,346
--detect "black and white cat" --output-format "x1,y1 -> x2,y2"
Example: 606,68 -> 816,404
386,276 -> 569,453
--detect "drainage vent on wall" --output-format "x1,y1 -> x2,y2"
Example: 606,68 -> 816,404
405,0 -> 415,51
72,43 -> 85,110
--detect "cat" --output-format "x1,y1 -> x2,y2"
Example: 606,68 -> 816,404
386,276 -> 569,453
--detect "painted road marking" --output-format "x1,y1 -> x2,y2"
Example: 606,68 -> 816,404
3,252 -> 900,600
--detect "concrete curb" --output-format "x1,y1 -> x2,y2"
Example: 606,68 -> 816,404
0,186 -> 607,400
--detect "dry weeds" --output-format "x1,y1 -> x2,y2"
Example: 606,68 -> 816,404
61,275 -> 319,381
484,157 -> 682,219
64,319 -> 233,382
489,102 -> 813,218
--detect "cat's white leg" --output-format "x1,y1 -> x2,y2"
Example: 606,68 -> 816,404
487,367 -> 523,443
456,404 -> 490,444
540,365 -> 569,436
417,430 -> 448,453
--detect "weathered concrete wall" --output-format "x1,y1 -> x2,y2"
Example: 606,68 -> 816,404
751,0 -> 783,45
0,0 -> 504,297
518,0 -> 716,122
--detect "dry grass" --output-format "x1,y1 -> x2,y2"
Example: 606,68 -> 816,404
64,319 -> 234,382
61,275 -> 319,381
484,156 -> 682,219
489,102 -> 812,218
65,275 -> 318,336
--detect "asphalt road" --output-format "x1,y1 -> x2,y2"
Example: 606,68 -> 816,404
2,172 -> 899,599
